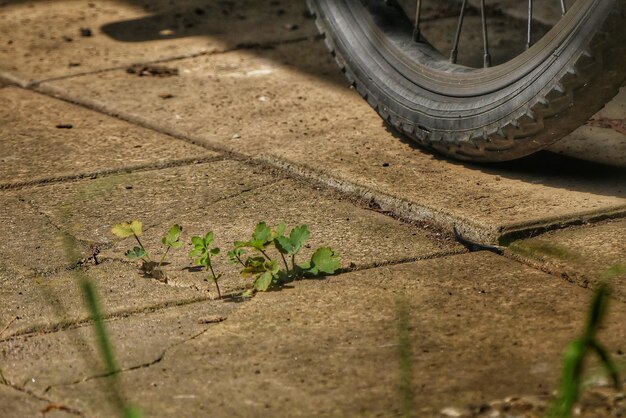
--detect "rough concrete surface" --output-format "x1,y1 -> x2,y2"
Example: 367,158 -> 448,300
39,253 -> 626,417
0,384 -> 75,418
0,260 -> 209,338
0,300 -> 238,395
0,0 -> 316,85
41,40 -> 626,243
548,87 -> 626,167
6,160 -> 460,292
0,87 -> 219,189
507,218 -> 626,300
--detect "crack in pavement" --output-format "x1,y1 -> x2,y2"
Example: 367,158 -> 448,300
43,328 -> 211,394
0,378 -> 84,416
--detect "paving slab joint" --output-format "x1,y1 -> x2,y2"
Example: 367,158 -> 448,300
260,154 -> 498,244
0,72 -> 25,88
0,155 -> 229,191
0,297 -> 212,342
497,208 -> 626,246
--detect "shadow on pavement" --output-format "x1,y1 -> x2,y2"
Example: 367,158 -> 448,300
2,0 -> 624,195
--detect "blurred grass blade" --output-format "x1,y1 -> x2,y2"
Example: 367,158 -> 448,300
589,340 -> 622,390
63,229 -> 142,418
584,283 -> 609,339
549,280 -> 621,418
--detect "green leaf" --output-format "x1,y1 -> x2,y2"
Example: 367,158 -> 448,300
310,247 -> 340,275
245,256 -> 266,267
129,220 -> 143,236
296,261 -> 311,271
273,222 -> 287,238
162,224 -> 182,247
274,236 -> 293,254
253,222 -> 272,243
112,222 -> 134,238
289,225 -> 310,254
254,271 -> 273,291
189,248 -> 202,258
242,289 -> 255,298
203,231 -> 215,247
265,260 -> 280,275
250,239 -> 267,251
125,247 -> 147,259
227,248 -> 246,264
189,232 -> 219,268
241,257 -> 266,277
112,220 -> 143,238
171,241 -> 184,249
191,236 -> 205,249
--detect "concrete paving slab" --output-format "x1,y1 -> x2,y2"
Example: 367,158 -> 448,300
595,87 -> 626,121
11,160 -> 460,293
0,385 -> 74,418
0,260 -> 208,338
0,194 -> 71,276
507,218 -> 626,301
0,0 -> 316,85
0,87 -> 219,189
0,300 -> 238,397
547,87 -> 626,167
41,40 -> 626,244
29,252 -> 626,417
548,126 -> 626,167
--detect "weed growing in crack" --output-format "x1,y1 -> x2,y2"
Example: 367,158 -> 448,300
112,221 -> 183,281
189,231 -> 222,299
112,220 -> 341,298
549,264 -> 625,418
229,222 -> 340,296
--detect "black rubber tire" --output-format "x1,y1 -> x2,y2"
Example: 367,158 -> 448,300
308,0 -> 626,162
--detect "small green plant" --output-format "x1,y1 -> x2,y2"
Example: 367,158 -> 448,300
112,221 -> 183,281
229,222 -> 340,295
549,273 -> 623,418
189,231 -> 222,299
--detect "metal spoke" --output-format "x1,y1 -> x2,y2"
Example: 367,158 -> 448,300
526,0 -> 533,49
450,0 -> 468,64
560,0 -> 567,15
412,0 -> 423,42
480,0 -> 491,67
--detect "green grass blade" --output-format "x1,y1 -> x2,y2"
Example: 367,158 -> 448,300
590,340 -> 623,390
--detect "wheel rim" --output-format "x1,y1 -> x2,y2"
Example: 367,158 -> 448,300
326,0 -> 603,96
408,0 -> 570,68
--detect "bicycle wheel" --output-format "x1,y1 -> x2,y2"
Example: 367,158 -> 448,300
308,0 -> 626,162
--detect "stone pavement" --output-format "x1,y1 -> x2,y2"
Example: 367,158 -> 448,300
0,1 -> 625,417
